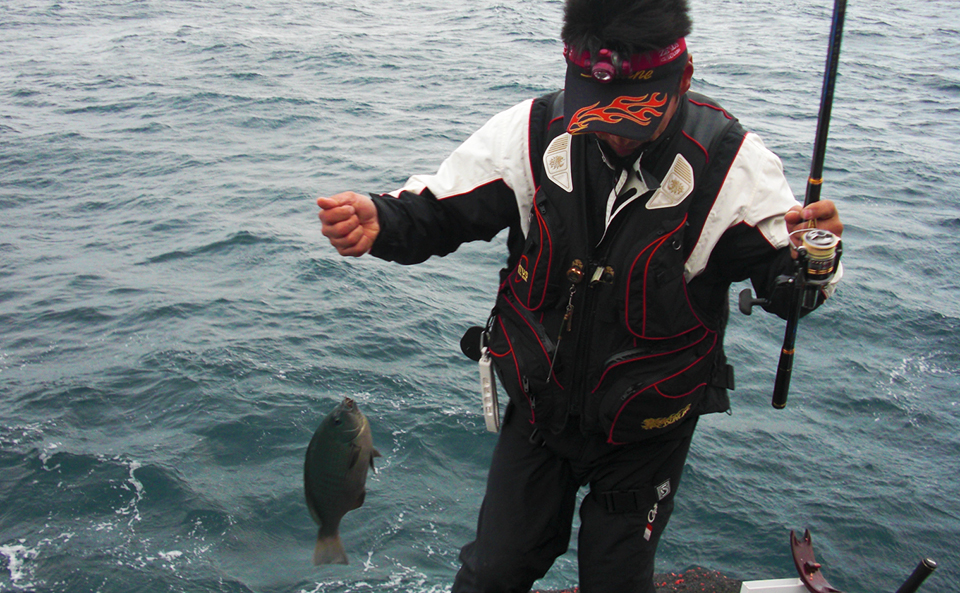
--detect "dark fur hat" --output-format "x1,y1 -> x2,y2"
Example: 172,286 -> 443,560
561,0 -> 692,54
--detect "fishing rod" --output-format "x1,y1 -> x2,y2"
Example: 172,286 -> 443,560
739,0 -> 846,408
805,0 -> 848,208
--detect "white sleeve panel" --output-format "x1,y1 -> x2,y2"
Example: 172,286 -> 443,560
685,132 -> 801,280
388,99 -> 538,237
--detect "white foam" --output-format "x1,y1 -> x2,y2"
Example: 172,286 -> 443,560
0,542 -> 39,590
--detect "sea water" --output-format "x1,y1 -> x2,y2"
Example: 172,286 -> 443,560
1,0 -> 958,591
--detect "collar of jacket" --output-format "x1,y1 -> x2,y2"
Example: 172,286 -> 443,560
595,96 -> 690,186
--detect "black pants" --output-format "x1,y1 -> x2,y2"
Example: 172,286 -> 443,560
452,404 -> 698,593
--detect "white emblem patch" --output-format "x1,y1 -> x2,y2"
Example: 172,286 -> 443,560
646,154 -> 694,209
656,479 -> 671,501
544,133 -> 573,193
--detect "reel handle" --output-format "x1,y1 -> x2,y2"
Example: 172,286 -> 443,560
738,289 -> 769,316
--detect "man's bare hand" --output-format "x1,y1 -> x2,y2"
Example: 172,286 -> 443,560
317,192 -> 380,257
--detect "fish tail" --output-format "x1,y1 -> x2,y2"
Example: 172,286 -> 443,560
313,532 -> 349,565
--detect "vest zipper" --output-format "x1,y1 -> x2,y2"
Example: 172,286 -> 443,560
568,161 -> 627,417
568,254 -> 615,417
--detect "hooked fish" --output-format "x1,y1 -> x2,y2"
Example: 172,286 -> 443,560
303,396 -> 381,565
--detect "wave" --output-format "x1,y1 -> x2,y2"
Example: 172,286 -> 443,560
142,231 -> 278,264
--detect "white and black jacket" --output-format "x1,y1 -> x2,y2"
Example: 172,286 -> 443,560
369,91 -> 840,443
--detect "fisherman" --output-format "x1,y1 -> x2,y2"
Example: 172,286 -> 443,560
316,0 -> 843,591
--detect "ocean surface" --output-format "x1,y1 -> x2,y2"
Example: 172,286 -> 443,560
1,0 -> 958,591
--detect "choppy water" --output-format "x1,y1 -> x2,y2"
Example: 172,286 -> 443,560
1,0 -> 959,591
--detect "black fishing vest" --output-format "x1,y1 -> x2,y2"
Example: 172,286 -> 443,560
487,91 -> 741,444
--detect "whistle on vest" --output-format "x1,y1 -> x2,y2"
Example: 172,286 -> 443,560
565,260 -> 615,286
566,260 -> 585,284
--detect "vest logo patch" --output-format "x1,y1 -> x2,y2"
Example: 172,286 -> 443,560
516,261 -> 529,283
544,133 -> 573,193
641,404 -> 691,431
646,154 -> 694,209
656,479 -> 671,501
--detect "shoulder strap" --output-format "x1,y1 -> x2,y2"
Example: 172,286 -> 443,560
528,90 -> 568,191
548,90 -> 564,123
683,92 -> 744,157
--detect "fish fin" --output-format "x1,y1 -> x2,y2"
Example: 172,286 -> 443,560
304,495 -> 322,526
313,532 -> 349,565
347,444 -> 361,470
349,488 -> 366,510
369,449 -> 381,473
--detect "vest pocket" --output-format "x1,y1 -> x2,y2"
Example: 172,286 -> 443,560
589,331 -> 717,444
487,290 -> 566,432
622,217 -> 703,339
508,199 -> 563,311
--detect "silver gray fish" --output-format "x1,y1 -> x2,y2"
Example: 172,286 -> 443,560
304,397 -> 381,565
